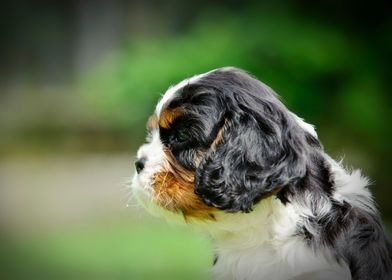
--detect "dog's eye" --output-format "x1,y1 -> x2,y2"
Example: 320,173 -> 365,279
174,129 -> 191,143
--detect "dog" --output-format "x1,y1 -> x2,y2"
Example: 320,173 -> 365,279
131,67 -> 392,280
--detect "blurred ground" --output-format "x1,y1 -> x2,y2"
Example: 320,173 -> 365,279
0,154 -> 131,229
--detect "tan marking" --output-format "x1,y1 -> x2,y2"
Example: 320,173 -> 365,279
152,149 -> 216,220
159,107 -> 183,129
210,119 -> 227,150
147,114 -> 158,131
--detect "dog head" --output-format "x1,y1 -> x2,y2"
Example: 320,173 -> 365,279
131,67 -> 319,221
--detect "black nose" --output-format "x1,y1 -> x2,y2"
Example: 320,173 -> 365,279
135,158 -> 146,174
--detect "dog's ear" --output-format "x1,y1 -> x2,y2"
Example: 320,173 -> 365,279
194,95 -> 309,212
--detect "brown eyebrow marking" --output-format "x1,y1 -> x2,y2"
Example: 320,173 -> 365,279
159,107 -> 183,129
147,114 -> 158,131
210,119 -> 227,149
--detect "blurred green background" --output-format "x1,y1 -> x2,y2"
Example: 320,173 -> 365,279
0,0 -> 391,279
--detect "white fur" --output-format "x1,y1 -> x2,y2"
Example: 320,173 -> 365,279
193,197 -> 351,280
290,113 -> 318,138
133,130 -> 164,194
156,71 -> 210,116
131,130 -> 176,219
329,156 -> 375,213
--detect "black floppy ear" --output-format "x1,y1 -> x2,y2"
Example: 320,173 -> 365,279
194,98 -> 309,213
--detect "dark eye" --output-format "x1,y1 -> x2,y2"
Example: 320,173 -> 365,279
174,129 -> 191,143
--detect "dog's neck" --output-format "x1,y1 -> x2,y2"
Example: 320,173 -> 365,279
195,196 -> 297,250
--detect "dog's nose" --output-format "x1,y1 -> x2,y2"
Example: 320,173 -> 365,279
135,158 -> 146,174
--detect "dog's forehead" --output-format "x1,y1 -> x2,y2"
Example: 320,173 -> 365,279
155,69 -> 218,116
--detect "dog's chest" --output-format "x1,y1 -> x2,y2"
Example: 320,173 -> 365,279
211,236 -> 350,280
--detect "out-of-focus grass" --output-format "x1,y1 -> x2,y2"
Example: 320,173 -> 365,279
0,218 -> 212,280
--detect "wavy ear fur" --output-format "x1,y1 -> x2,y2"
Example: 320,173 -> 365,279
195,84 -> 311,212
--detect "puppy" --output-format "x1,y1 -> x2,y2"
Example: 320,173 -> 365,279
131,67 -> 392,280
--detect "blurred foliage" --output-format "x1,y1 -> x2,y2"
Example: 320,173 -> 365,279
81,7 -> 390,149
